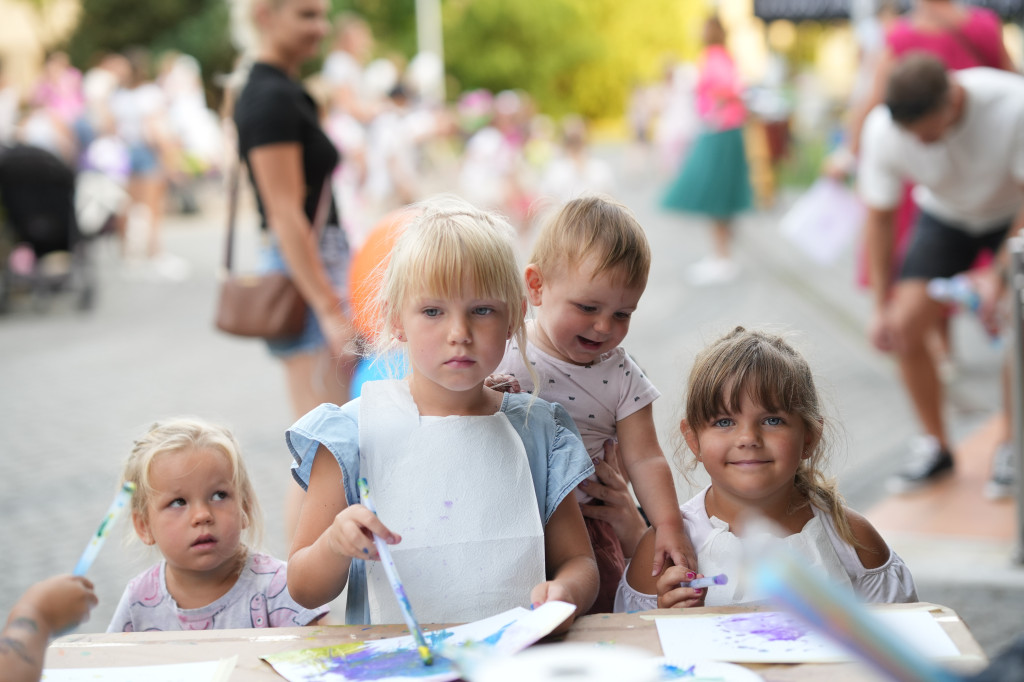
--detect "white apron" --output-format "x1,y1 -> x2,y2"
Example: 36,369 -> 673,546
698,513 -> 853,607
359,380 -> 546,624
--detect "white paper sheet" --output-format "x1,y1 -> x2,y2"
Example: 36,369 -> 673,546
655,610 -> 960,664
42,656 -> 236,682
262,601 -> 575,682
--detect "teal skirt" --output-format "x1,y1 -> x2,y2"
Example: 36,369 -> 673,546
661,126 -> 752,219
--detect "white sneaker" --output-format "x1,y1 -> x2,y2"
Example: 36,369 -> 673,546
984,442 -> 1016,501
687,257 -> 740,286
886,435 -> 954,494
150,253 -> 191,282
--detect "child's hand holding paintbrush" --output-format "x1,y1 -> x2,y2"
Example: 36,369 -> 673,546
652,567 -> 729,609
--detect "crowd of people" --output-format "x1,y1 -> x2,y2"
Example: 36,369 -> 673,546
1,48 -> 222,281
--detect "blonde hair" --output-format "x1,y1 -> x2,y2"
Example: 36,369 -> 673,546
372,195 -> 535,388
122,417 -> 263,552
530,195 -> 650,289
682,327 -> 858,548
224,0 -> 290,95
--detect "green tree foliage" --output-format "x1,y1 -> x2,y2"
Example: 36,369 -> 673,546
60,0 -> 709,119
441,0 -> 705,119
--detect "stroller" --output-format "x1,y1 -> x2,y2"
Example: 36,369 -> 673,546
0,143 -> 107,313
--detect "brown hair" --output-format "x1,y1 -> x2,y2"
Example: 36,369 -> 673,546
885,51 -> 951,125
683,327 -> 858,547
529,194 -> 651,289
703,16 -> 727,47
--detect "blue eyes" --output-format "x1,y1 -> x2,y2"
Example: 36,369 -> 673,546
712,416 -> 785,427
421,307 -> 495,317
166,491 -> 229,508
574,304 -> 631,319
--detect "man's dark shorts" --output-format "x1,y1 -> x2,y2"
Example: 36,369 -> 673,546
899,210 -> 1011,281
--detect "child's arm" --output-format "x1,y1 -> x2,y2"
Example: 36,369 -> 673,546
288,444 -> 401,609
578,439 -> 648,558
1,575 -> 97,682
625,529 -> 706,610
530,495 -> 599,634
845,509 -> 893,569
617,405 -> 696,574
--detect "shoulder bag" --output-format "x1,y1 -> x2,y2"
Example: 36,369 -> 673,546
214,160 -> 331,340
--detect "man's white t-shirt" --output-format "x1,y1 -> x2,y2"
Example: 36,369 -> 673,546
858,67 -> 1024,234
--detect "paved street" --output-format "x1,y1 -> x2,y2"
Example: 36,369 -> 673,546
1,144 -> 1021,657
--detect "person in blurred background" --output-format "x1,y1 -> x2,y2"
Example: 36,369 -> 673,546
843,0 -> 1015,377
660,16 -> 751,287
844,0 -> 1018,496
858,54 -> 1024,495
110,47 -> 188,280
229,0 -> 358,537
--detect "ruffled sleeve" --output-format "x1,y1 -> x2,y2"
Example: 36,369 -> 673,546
502,393 -> 594,524
286,400 -> 361,508
547,400 -> 595,512
851,548 -> 918,604
613,569 -> 658,613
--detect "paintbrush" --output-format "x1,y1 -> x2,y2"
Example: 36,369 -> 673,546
357,477 -> 433,666
73,482 -> 136,576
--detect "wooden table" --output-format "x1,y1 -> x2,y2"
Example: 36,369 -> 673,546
45,603 -> 987,681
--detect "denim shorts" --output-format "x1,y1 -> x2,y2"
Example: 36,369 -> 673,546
128,143 -> 160,176
260,225 -> 350,359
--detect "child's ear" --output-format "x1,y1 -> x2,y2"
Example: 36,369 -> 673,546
680,418 -> 700,457
524,264 -> 544,307
391,320 -> 406,343
132,510 -> 156,546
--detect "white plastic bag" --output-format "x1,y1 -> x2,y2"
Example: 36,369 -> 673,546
779,177 -> 865,265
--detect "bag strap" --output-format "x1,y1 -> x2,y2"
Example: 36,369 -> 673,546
222,153 -> 333,275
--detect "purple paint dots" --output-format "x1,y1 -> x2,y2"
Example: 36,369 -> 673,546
443,501 -> 453,508
719,613 -> 808,642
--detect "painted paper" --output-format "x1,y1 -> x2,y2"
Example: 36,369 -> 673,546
262,601 -> 574,682
655,610 -> 960,664
42,656 -> 236,682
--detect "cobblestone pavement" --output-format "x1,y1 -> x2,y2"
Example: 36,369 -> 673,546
0,144 -> 1020,656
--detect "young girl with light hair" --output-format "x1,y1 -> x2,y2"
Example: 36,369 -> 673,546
286,196 -> 598,631
616,327 -> 917,611
107,417 -> 327,631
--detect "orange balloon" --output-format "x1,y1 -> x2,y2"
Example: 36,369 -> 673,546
348,210 -> 409,339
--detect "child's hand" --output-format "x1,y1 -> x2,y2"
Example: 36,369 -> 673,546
655,567 -> 707,610
324,505 -> 401,560
529,581 -> 576,634
19,574 -> 98,633
651,523 -> 697,578
485,373 -> 521,393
